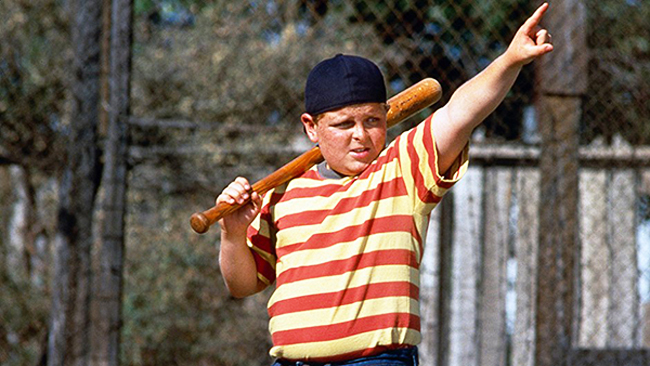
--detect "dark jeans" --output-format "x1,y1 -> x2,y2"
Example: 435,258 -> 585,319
271,347 -> 418,366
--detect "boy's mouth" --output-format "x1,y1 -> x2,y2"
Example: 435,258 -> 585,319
350,147 -> 371,159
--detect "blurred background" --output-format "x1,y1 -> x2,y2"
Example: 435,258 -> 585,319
1,0 -> 649,365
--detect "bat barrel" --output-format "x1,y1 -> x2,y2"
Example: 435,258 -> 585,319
386,78 -> 442,128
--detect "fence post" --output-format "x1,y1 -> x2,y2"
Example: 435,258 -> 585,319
47,0 -> 102,364
534,0 -> 588,365
93,0 -> 133,365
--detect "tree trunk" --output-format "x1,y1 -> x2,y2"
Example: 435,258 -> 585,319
92,0 -> 133,365
47,0 -> 102,364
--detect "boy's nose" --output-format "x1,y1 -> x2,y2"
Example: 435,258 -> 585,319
352,124 -> 368,140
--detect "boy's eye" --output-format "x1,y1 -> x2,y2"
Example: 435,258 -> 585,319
365,117 -> 381,126
334,121 -> 354,129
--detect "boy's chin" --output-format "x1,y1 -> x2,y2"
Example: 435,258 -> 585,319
339,162 -> 371,176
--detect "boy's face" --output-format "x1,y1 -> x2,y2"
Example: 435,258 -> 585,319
301,103 -> 388,176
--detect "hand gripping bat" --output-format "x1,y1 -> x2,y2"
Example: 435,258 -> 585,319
190,78 -> 442,234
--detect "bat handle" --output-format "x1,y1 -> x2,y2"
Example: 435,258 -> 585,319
190,147 -> 324,234
190,200 -> 245,234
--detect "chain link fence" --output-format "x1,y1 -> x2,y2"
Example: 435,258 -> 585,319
1,0 -> 650,365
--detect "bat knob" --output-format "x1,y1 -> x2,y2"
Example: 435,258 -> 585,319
190,212 -> 210,234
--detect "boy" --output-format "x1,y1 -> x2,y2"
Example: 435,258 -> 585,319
218,4 -> 553,365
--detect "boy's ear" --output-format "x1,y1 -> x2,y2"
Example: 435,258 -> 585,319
301,113 -> 319,143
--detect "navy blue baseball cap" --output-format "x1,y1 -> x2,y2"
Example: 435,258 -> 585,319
304,54 -> 386,116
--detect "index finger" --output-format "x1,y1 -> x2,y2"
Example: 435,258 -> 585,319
233,176 -> 252,191
521,3 -> 549,34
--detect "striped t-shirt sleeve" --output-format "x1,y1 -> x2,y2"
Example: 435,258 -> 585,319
393,112 -> 469,214
246,191 -> 278,286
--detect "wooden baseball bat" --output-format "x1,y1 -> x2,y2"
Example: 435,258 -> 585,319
190,77 -> 442,234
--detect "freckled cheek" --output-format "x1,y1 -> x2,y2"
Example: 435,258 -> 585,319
370,132 -> 386,151
325,131 -> 351,148
319,132 -> 352,161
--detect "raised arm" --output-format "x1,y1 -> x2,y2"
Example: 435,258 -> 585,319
431,3 -> 554,174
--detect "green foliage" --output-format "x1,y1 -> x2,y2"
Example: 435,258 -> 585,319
121,193 -> 273,365
129,0 -> 384,193
0,0 -> 69,170
0,1 -> 66,361
583,0 -> 650,144
0,270 -> 49,366
135,0 -> 204,16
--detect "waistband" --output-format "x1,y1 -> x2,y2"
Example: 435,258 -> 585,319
274,346 -> 418,366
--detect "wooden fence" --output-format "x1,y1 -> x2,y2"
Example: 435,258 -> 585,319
419,143 -> 650,366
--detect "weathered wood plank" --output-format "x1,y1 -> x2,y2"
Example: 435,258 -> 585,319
607,169 -> 639,347
641,169 -> 650,348
421,206 -> 442,366
579,169 -> 609,347
511,168 -> 540,366
479,167 -> 511,366
449,166 -> 484,366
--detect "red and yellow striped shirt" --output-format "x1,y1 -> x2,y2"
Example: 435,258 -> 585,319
247,113 -> 469,362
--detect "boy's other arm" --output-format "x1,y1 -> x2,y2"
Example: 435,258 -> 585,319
217,177 -> 267,298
